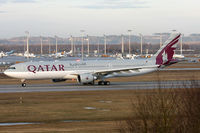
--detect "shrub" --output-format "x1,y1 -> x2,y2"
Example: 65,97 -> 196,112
118,79 -> 200,133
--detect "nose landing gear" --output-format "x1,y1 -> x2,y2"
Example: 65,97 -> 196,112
22,83 -> 26,87
21,79 -> 26,87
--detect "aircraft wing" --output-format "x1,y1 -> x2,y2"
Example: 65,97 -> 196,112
94,65 -> 158,75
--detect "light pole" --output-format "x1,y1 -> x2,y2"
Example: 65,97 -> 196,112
128,30 -> 132,55
139,33 -> 143,55
180,34 -> 183,55
24,36 -> 26,53
121,34 -> 124,54
160,34 -> 162,48
40,36 -> 43,55
55,35 -> 58,54
172,30 -> 177,54
74,37 -> 76,56
25,31 -> 30,58
69,35 -> 74,56
48,37 -> 51,55
104,34 -> 107,55
97,38 -> 100,56
80,30 -> 85,60
86,35 -> 90,56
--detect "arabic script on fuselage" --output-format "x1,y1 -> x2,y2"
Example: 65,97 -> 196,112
69,62 -> 86,66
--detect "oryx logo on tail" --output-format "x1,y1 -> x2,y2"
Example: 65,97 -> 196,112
154,33 -> 181,66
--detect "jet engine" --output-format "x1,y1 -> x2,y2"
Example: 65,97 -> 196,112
77,73 -> 95,84
52,79 -> 66,82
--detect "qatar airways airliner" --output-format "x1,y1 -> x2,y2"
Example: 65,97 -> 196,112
4,33 -> 181,87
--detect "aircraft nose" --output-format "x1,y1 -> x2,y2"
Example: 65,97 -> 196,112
3,69 -> 11,77
3,69 -> 9,76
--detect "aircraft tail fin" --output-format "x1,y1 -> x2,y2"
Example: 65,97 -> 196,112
154,33 -> 181,66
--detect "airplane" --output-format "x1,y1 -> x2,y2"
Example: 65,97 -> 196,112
0,50 -> 14,58
4,33 -> 181,87
173,54 -> 185,59
0,51 -> 5,58
49,50 -> 73,58
5,50 -> 14,55
24,51 -> 36,58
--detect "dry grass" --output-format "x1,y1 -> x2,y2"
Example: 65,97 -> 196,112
167,62 -> 200,68
1,87 -> 198,132
0,121 -> 118,133
0,89 -> 151,132
0,90 -> 139,123
118,80 -> 200,133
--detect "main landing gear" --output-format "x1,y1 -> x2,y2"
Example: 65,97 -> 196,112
98,81 -> 110,85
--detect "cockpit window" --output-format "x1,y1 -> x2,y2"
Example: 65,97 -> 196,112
8,67 -> 16,69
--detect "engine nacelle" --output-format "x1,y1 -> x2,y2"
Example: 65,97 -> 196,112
77,73 -> 95,84
52,79 -> 66,82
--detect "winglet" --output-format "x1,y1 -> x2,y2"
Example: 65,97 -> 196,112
154,33 -> 181,66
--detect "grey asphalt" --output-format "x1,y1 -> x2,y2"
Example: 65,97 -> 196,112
0,80 -> 199,93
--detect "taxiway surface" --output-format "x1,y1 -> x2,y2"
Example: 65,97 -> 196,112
0,80 -> 199,93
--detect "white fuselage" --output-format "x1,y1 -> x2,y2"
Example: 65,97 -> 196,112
4,58 -> 158,81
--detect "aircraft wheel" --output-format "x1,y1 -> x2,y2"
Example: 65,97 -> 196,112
21,83 -> 26,87
98,81 -> 110,85
98,81 -> 104,85
105,81 -> 110,85
104,81 -> 110,85
83,82 -> 94,85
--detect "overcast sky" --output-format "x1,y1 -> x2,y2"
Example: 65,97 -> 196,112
0,0 -> 199,38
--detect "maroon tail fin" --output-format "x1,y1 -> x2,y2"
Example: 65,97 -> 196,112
154,33 -> 181,66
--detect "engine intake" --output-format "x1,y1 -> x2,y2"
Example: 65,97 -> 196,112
77,73 -> 95,84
